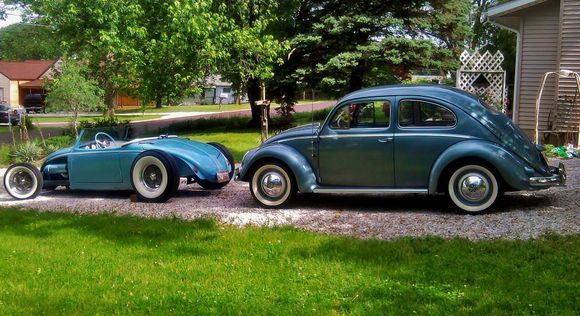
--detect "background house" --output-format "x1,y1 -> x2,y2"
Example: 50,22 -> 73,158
184,75 -> 245,105
487,0 -> 580,138
0,60 -> 57,107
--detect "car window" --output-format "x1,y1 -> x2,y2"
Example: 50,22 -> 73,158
0,105 -> 10,111
398,100 -> 456,127
330,101 -> 390,129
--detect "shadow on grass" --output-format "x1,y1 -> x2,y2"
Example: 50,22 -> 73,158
0,208 -> 219,250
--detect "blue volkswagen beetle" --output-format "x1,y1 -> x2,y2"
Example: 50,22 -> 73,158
236,85 -> 566,213
3,126 -> 234,202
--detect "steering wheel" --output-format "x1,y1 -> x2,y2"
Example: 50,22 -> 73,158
94,132 -> 117,149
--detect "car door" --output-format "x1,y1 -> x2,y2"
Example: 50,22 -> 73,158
317,98 -> 394,187
68,147 -> 123,184
394,97 -> 462,188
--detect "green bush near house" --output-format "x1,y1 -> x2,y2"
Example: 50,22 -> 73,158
0,209 -> 577,315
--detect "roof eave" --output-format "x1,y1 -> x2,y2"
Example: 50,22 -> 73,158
487,0 -> 548,18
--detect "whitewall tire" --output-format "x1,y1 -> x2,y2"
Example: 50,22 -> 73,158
3,163 -> 43,200
130,151 -> 179,203
250,163 -> 296,207
447,164 -> 499,214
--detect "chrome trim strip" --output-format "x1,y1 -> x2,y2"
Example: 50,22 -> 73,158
395,133 -> 475,139
319,134 -> 393,139
318,133 -> 474,139
313,188 -> 428,194
277,136 -> 316,142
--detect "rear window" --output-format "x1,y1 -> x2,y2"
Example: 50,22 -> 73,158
398,100 -> 456,127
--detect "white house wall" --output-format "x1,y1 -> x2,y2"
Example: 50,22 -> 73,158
0,73 -> 9,105
517,0 -> 560,131
558,0 -> 580,97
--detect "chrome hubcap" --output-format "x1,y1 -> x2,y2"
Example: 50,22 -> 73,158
459,173 -> 489,202
11,170 -> 34,194
142,165 -> 162,191
260,171 -> 285,198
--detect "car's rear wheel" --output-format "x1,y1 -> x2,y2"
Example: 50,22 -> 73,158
130,150 -> 179,203
447,164 -> 499,214
250,162 -> 296,207
3,163 -> 43,200
198,142 -> 235,190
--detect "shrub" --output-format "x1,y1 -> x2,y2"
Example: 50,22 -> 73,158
159,116 -> 250,134
9,142 -> 44,163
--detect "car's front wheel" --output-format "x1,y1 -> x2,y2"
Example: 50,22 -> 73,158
250,162 -> 296,207
3,163 -> 43,200
447,164 -> 500,214
130,150 -> 179,203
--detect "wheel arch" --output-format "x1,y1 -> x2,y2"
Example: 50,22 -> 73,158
428,140 -> 531,194
240,144 -> 317,193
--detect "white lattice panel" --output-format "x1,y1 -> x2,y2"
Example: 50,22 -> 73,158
457,50 -> 506,110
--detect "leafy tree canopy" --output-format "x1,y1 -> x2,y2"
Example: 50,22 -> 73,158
45,58 -> 105,136
271,0 -> 471,98
0,23 -> 63,60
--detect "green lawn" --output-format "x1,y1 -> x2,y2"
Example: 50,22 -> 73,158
182,128 -> 262,162
0,209 -> 577,315
32,115 -> 162,123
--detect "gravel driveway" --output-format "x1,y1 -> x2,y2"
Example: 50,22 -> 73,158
1,159 -> 578,240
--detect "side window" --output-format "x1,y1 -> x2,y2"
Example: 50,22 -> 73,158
398,100 -> 456,127
330,101 -> 390,129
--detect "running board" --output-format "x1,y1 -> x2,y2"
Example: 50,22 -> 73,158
312,187 -> 428,194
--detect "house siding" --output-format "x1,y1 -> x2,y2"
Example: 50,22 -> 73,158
559,0 -> 580,97
0,73 -> 9,105
518,0 -> 560,131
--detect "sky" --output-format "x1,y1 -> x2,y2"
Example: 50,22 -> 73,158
0,7 -> 23,28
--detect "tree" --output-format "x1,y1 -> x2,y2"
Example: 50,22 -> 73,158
469,0 -> 516,107
271,0 -> 471,98
215,0 -> 288,126
131,0 -> 227,109
45,59 -> 104,136
0,23 -> 63,60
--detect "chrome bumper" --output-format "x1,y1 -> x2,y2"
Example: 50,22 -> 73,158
529,162 -> 566,187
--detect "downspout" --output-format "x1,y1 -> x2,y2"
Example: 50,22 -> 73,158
486,16 -> 522,124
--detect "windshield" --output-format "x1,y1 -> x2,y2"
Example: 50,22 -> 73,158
77,127 -> 129,149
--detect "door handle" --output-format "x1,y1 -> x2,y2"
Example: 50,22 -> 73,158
377,137 -> 393,143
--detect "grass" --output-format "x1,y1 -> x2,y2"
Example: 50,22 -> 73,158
32,115 -> 162,123
0,208 -> 577,315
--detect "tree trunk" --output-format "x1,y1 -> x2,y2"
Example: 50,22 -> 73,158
349,64 -> 365,92
155,95 -> 162,109
104,90 -> 116,117
247,77 -> 262,127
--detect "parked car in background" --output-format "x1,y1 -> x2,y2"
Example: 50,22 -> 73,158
0,104 -> 24,125
23,93 -> 46,113
236,85 -> 566,213
3,126 -> 235,202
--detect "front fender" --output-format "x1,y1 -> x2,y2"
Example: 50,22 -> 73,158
428,140 -> 533,194
239,144 -> 317,193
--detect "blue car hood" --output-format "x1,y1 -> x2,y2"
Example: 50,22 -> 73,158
264,123 -> 319,144
44,147 -> 72,161
140,138 -> 228,176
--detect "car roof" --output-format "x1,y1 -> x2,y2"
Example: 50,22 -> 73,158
338,84 -> 481,108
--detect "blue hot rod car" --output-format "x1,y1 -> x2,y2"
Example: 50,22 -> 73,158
3,127 -> 234,202
236,85 -> 566,213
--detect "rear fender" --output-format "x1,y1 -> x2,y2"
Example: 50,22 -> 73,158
240,144 -> 317,193
428,140 -> 533,194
